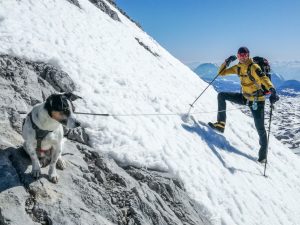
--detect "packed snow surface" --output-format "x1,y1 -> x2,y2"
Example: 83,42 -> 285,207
1,0 -> 300,224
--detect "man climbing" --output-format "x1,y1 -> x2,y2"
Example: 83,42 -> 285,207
208,47 -> 279,163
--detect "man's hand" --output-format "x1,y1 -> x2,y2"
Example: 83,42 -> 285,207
269,88 -> 279,104
225,55 -> 237,67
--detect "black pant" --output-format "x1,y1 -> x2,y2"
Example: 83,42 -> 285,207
217,92 -> 267,158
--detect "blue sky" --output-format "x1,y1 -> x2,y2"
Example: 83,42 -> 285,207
116,0 -> 300,63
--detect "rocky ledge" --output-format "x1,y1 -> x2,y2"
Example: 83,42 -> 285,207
0,55 -> 211,225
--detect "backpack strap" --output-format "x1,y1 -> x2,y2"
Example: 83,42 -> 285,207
247,63 -> 255,81
247,63 -> 263,91
237,67 -> 241,76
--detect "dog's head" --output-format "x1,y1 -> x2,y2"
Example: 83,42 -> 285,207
44,93 -> 81,128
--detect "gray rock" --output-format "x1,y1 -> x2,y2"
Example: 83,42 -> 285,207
135,38 -> 160,57
106,0 -> 142,28
0,140 -> 212,225
67,0 -> 81,8
66,0 -> 142,29
0,54 -> 75,110
30,61 -> 76,93
64,127 -> 90,146
95,169 -> 106,183
89,0 -> 120,22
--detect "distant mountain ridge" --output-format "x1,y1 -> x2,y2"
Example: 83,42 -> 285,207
194,63 -> 218,80
271,61 -> 300,80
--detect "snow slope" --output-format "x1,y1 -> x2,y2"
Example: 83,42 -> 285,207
1,0 -> 300,225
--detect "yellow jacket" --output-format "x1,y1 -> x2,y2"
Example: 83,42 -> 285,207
218,58 -> 274,101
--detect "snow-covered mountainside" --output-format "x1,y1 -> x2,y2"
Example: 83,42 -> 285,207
186,61 -> 207,70
240,96 -> 300,155
1,1 -> 300,225
272,61 -> 300,80
270,72 -> 285,88
277,80 -> 300,96
266,96 -> 300,153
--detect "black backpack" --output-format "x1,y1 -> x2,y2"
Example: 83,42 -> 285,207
253,56 -> 271,76
248,56 -> 272,94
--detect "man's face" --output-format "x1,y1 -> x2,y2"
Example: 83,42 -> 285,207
237,53 -> 249,64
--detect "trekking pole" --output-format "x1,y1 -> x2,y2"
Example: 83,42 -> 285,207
187,74 -> 219,113
264,103 -> 274,177
186,65 -> 227,117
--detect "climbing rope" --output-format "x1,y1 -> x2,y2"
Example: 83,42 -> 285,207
73,107 -> 245,117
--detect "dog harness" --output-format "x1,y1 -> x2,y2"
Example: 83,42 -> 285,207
29,112 -> 53,153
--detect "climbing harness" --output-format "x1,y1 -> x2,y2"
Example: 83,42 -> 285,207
27,112 -> 53,153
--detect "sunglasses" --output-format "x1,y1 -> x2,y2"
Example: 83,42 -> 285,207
237,53 -> 249,58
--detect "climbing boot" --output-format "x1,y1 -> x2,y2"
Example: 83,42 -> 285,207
208,121 -> 225,133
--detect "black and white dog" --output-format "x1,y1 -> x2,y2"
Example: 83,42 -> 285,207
22,93 -> 81,183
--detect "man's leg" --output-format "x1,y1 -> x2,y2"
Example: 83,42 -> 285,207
217,92 -> 247,122
250,101 -> 268,161
209,92 -> 247,133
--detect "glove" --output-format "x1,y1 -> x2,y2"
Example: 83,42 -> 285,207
269,88 -> 279,104
225,55 -> 237,67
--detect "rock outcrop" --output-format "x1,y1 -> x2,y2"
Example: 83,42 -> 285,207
89,0 -> 120,22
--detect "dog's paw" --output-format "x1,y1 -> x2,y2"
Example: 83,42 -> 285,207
31,168 -> 41,179
56,158 -> 66,170
48,165 -> 59,183
49,175 -> 59,183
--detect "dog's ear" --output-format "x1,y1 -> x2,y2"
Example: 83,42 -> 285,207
63,92 -> 82,101
44,94 -> 55,116
45,94 -> 55,107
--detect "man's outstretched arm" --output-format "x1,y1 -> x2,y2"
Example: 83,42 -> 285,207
218,55 -> 238,76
